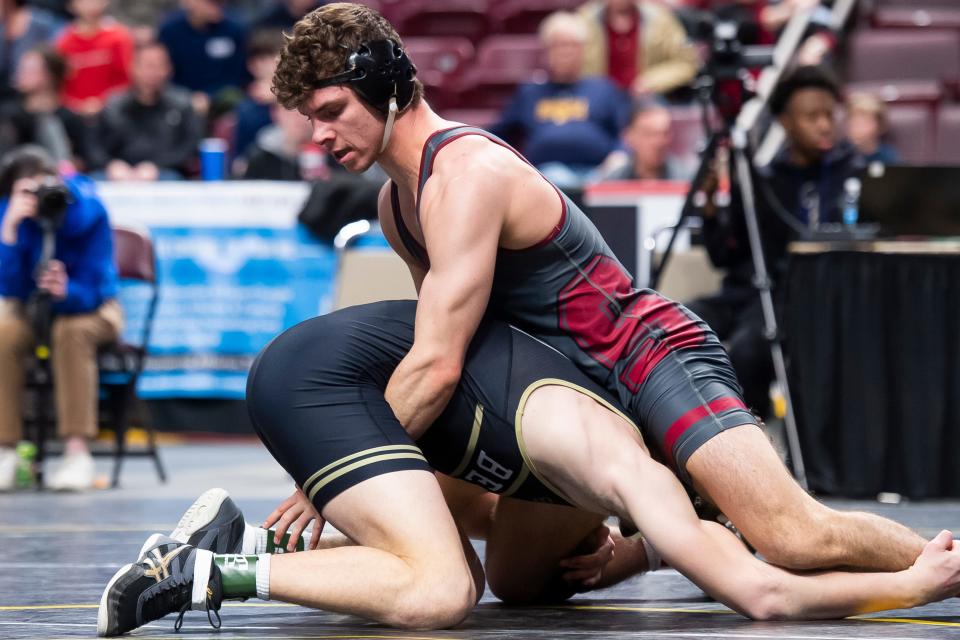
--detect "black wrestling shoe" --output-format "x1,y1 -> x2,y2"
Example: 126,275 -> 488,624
98,534 -> 223,637
155,487 -> 249,555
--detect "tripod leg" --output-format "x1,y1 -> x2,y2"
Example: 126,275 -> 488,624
731,139 -> 808,490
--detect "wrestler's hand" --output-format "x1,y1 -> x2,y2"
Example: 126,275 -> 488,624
558,524 -> 615,590
263,487 -> 324,551
908,530 -> 960,605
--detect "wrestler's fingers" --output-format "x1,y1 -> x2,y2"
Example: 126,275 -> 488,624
263,492 -> 300,528
308,520 -> 322,550
288,512 -> 313,551
272,505 -> 304,544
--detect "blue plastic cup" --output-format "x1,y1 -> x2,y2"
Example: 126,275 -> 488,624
199,138 -> 228,181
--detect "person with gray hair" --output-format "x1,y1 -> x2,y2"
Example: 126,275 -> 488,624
489,10 -> 630,188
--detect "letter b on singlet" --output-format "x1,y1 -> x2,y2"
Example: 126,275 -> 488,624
464,450 -> 513,492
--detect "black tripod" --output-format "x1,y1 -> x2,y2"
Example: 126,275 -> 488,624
650,69 -> 808,490
25,224 -> 58,488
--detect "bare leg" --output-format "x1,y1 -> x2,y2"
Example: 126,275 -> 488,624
685,426 -> 925,571
517,386 -> 958,620
269,470 -> 478,629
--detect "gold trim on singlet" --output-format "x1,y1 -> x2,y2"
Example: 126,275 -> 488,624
450,403 -> 484,478
302,444 -> 425,500
513,378 -> 643,503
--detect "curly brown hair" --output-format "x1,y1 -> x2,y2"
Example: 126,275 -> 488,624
272,2 -> 423,111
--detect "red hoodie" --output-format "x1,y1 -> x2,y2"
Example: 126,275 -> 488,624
56,20 -> 134,111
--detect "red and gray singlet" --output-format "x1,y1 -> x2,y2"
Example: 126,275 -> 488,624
391,126 -> 758,478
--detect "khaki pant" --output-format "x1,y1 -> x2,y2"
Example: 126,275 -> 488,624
0,298 -> 124,446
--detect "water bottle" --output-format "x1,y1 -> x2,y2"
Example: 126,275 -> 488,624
15,441 -> 36,489
842,177 -> 861,226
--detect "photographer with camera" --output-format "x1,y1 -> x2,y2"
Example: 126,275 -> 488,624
0,145 -> 122,491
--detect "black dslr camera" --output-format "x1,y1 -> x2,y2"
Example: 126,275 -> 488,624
32,177 -> 72,230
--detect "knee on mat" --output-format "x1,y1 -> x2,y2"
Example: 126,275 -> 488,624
391,571 -> 475,629
749,509 -> 838,570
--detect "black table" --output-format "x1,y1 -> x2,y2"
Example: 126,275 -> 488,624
785,241 -> 960,498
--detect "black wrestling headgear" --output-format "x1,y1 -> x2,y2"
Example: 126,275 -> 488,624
315,39 -> 417,115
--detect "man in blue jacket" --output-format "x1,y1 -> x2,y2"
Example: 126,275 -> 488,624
0,145 -> 122,490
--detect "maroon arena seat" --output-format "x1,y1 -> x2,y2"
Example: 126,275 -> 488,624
885,104 -> 935,165
934,104 -> 960,165
846,29 -> 960,85
493,0 -> 584,34
873,7 -> 960,29
456,35 -> 546,110
393,0 -> 493,42
876,0 -> 960,7
440,108 -> 501,130
844,80 -> 944,106
403,37 -> 475,110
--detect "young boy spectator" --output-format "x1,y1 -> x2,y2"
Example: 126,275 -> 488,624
55,0 -> 134,116
232,28 -> 283,161
90,41 -> 203,181
241,101 -> 323,181
846,92 -> 899,166
1,45 -> 92,171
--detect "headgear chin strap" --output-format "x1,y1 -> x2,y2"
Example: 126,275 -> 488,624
314,39 -> 416,152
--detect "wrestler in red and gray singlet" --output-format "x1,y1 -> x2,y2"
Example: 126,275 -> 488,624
391,126 -> 758,480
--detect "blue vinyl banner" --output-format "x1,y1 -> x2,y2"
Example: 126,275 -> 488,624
100,182 -> 336,399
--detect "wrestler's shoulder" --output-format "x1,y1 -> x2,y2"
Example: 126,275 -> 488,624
430,134 -> 525,181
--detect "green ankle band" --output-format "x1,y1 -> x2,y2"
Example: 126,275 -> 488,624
214,555 -> 259,599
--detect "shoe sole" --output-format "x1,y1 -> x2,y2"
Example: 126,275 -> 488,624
170,488 -> 230,545
97,562 -> 134,637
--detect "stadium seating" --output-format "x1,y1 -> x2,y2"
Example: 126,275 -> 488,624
934,104 -> 960,165
846,29 -> 960,105
885,104 -> 935,164
493,0 -> 583,34
393,0 -> 493,42
403,37 -> 475,110
456,35 -> 546,110
873,7 -> 960,29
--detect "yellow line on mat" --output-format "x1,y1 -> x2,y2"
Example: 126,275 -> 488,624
0,602 -> 299,612
565,604 -> 960,627
5,601 -> 959,630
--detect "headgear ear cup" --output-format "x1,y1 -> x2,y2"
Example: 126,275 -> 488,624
316,39 -> 417,115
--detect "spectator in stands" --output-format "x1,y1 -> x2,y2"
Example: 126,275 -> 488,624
90,41 -> 203,181
0,0 -> 64,94
846,92 -> 899,166
594,98 -> 693,181
232,29 -> 283,162
251,0 -> 320,33
489,11 -> 630,189
0,145 -> 122,491
157,0 -> 248,114
577,0 -> 698,97
55,0 -> 134,116
241,101 -> 326,181
686,65 -> 862,419
0,45 -> 93,171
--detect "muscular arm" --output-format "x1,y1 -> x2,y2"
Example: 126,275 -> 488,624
382,155 -> 506,440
